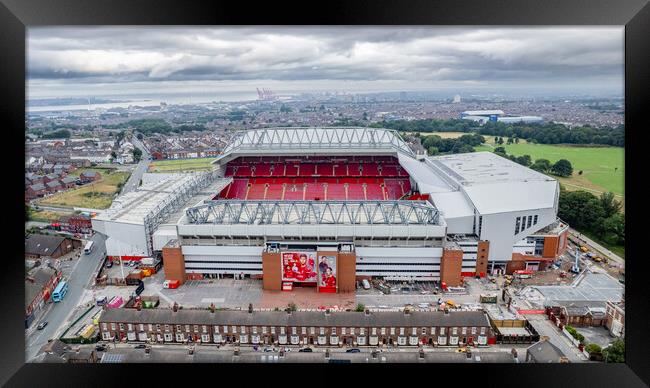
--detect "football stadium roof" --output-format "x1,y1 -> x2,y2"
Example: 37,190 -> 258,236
216,127 -> 416,162
185,200 -> 440,226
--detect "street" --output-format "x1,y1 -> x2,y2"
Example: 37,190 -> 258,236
569,229 -> 624,266
525,314 -> 587,362
120,136 -> 150,195
25,233 -> 107,362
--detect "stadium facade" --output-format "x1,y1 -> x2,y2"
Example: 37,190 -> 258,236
150,127 -> 569,292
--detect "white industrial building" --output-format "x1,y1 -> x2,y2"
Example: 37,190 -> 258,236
460,110 -> 544,124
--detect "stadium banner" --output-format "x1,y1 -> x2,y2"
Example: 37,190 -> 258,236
281,252 -> 318,282
318,255 -> 337,293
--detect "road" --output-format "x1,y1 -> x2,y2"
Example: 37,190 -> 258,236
569,229 -> 624,266
25,233 -> 107,361
525,314 -> 587,362
120,136 -> 150,195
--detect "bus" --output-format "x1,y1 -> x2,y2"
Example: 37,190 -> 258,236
84,241 -> 94,255
52,281 -> 68,302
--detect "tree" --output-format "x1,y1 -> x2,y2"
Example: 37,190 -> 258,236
558,190 -> 605,230
497,137 -> 504,145
355,303 -> 365,312
110,151 -> 117,162
287,302 -> 297,312
578,170 -> 583,175
599,192 -> 622,218
427,146 -> 439,156
530,158 -> 552,173
585,343 -> 602,355
602,339 -> 625,363
599,213 -> 625,245
514,137 -> 520,144
551,159 -> 573,177
514,154 -> 532,167
136,133 -> 144,140
494,146 -> 506,155
132,148 -> 142,162
507,137 -> 513,144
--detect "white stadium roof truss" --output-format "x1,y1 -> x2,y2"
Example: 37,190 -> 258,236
185,200 -> 439,226
218,127 -> 416,158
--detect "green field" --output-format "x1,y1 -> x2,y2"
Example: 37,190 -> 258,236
39,170 -> 130,209
148,158 -> 217,172
476,141 -> 624,197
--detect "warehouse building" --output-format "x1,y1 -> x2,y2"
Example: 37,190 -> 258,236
460,109 -> 543,124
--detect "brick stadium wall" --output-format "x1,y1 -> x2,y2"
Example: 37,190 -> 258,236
337,252 -> 357,293
441,248 -> 463,287
262,252 -> 281,290
162,246 -> 186,285
475,241 -> 490,277
542,236 -> 560,258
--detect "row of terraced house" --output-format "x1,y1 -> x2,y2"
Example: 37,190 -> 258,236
98,308 -> 495,347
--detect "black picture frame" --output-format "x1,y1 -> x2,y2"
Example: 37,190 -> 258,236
1,0 -> 648,386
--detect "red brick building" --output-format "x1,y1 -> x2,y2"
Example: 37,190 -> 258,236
99,308 -> 494,348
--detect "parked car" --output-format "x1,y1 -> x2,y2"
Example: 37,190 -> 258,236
134,344 -> 146,349
105,261 -> 113,268
36,321 -> 48,330
346,348 -> 361,353
263,347 -> 276,352
95,345 -> 107,352
299,348 -> 313,352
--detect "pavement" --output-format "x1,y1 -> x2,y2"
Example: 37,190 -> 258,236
78,342 -> 526,363
25,233 -> 107,362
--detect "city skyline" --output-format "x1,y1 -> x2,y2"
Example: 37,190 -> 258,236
27,27 -> 624,100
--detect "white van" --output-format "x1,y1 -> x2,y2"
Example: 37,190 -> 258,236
83,241 -> 94,255
362,279 -> 371,290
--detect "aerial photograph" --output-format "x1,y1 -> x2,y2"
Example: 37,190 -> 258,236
25,27 -> 625,364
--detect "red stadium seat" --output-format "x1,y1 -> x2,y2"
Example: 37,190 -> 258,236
304,182 -> 325,200
365,184 -> 384,200
381,165 -> 399,177
285,164 -> 299,176
284,184 -> 304,200
300,163 -> 316,176
347,183 -> 365,200
254,164 -> 271,177
246,184 -> 266,200
265,184 -> 284,200
333,164 -> 347,176
363,163 -> 380,177
325,184 -> 346,200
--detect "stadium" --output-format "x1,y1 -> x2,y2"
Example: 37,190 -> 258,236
93,127 -> 569,293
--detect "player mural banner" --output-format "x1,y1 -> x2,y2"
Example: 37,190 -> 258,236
318,255 -> 337,292
281,252 -> 318,282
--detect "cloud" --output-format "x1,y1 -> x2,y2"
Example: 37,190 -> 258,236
26,27 -> 623,95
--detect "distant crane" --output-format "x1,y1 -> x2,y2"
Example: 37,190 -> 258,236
256,87 -> 278,101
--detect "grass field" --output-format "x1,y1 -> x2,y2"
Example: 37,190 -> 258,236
148,158 -> 217,172
27,208 -> 71,223
67,167 -> 117,178
39,170 -> 130,209
476,141 -> 624,197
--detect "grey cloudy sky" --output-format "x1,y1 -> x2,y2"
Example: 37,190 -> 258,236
27,27 -> 624,99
